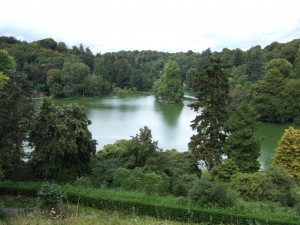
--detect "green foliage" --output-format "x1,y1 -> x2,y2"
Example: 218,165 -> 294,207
1,180 -> 300,225
29,98 -> 96,181
185,67 -> 197,90
224,102 -> 261,173
246,45 -> 265,82
280,79 -> 300,123
155,61 -> 183,103
230,172 -> 276,201
113,167 -> 169,195
113,167 -> 131,187
0,72 -> 34,177
189,58 -> 230,170
37,181 -> 66,211
211,159 -> 239,181
0,50 -> 32,177
267,58 -> 293,78
250,57 -> 300,123
172,174 -> 198,196
61,62 -> 89,97
0,49 -> 16,72
0,71 -> 8,86
73,176 -> 92,188
91,157 -> 122,187
272,127 -> 300,179
188,177 -> 237,207
99,126 -> 159,169
231,168 -> 293,202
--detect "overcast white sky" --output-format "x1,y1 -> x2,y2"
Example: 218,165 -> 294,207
1,0 -> 300,53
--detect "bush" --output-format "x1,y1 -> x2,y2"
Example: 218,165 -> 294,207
37,181 -> 66,211
73,176 -> 92,188
231,168 -> 295,202
231,172 -> 276,201
188,177 -> 237,207
143,172 -> 169,195
211,159 -> 239,182
112,167 -> 132,188
172,174 -> 198,197
1,181 -> 300,225
114,167 -> 169,195
91,157 -> 122,187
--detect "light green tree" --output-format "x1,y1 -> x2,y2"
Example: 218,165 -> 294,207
155,61 -> 183,103
272,127 -> 300,179
0,49 -> 16,72
267,58 -> 293,78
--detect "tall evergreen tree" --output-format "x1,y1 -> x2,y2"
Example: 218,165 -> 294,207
224,102 -> 261,172
189,58 -> 230,170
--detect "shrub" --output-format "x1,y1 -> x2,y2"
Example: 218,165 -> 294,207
91,157 -> 122,187
188,177 -> 236,207
172,174 -> 198,197
37,181 -> 66,211
143,172 -> 169,194
230,172 -> 275,201
113,167 -> 131,187
211,159 -> 239,182
231,168 -> 295,202
73,176 -> 92,188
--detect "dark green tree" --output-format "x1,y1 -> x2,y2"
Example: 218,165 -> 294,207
251,68 -> 284,122
189,58 -> 230,170
185,67 -> 197,90
280,79 -> 300,123
0,50 -> 33,177
155,61 -> 183,103
224,102 -> 261,173
294,56 -> 300,78
246,46 -> 265,82
61,62 -> 89,97
29,98 -> 96,181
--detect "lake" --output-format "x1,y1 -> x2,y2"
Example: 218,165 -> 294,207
54,94 -> 297,169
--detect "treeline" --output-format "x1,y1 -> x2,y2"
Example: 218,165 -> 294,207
1,36 -> 300,123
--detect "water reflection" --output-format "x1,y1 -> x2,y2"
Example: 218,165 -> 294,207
154,100 -> 184,127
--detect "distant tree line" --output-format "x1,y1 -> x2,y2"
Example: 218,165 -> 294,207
1,36 -> 300,122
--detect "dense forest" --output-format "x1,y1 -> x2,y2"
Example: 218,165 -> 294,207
1,36 -> 300,224
0,36 -> 299,123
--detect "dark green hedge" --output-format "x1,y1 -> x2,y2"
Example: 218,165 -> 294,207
1,181 -> 299,225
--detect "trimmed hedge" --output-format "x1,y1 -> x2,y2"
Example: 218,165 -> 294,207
1,181 -> 300,225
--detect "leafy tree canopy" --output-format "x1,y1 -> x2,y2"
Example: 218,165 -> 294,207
155,61 -> 183,103
272,126 -> 300,179
29,98 -> 96,181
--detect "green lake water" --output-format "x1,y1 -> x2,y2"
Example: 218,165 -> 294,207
54,95 -> 298,169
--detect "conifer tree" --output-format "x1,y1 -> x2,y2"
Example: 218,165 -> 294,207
224,102 -> 261,172
189,58 -> 230,170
